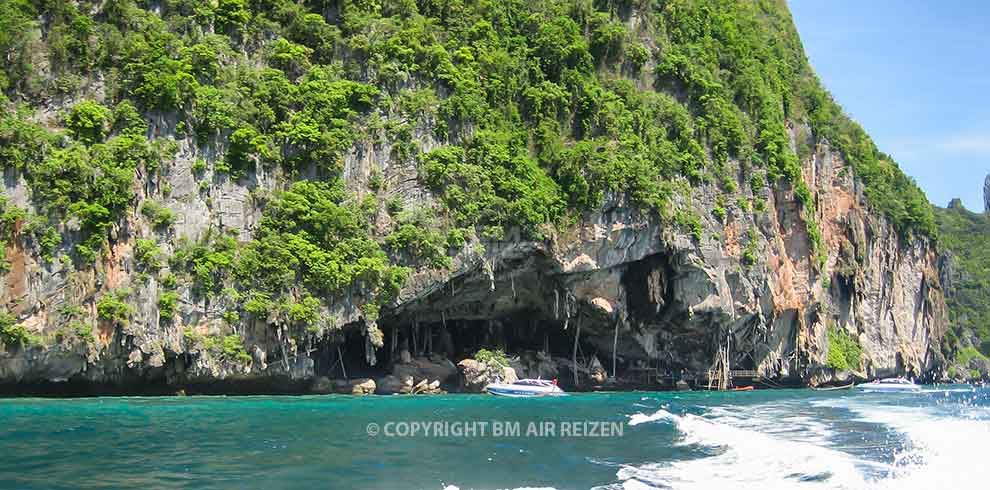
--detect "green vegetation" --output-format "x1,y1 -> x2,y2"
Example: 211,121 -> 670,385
97,290 -> 135,327
134,238 -> 162,269
53,321 -> 94,346
36,225 -> 61,262
385,208 -> 451,268
158,291 -> 180,319
140,201 -> 177,229
53,305 -> 94,346
0,0 -> 934,248
474,348 -> 509,368
742,227 -> 759,267
935,203 -> 990,372
168,180 -> 406,338
2,105 -> 169,263
183,329 -> 252,364
234,179 -> 407,311
0,0 -> 940,349
0,196 -> 25,271
0,309 -> 36,347
284,295 -> 320,331
825,325 -> 862,371
955,346 -> 988,369
63,100 -> 112,145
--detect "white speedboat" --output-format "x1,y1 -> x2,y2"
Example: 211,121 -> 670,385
857,377 -> 922,393
485,379 -> 565,397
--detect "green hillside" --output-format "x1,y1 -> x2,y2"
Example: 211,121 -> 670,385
1,0 -> 936,342
937,201 -> 990,378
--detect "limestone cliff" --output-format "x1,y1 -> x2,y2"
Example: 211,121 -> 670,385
935,195 -> 990,380
387,125 -> 946,386
0,122 -> 947,391
0,0 -> 946,392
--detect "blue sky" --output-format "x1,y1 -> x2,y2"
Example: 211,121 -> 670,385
789,1 -> 990,211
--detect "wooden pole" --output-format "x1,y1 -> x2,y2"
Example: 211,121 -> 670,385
612,318 -> 619,379
725,331 -> 731,390
572,315 -> 582,387
412,317 -> 419,355
337,345 -> 348,380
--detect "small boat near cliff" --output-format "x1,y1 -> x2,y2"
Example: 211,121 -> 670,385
485,379 -> 565,397
857,378 -> 922,393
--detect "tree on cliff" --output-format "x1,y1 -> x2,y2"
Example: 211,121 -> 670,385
936,200 -> 990,378
0,0 -> 942,379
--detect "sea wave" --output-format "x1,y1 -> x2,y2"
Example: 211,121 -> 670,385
618,408 -> 865,489
442,486 -> 557,490
820,397 -> 990,489
617,392 -> 990,489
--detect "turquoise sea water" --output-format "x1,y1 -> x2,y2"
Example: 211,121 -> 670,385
0,387 -> 986,489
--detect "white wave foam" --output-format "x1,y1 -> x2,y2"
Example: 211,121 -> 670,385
442,486 -> 556,490
705,403 -> 834,447
620,408 -> 866,489
833,398 -> 990,489
627,410 -> 673,427
620,393 -> 990,490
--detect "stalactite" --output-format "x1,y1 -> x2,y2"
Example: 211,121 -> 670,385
280,327 -> 290,372
482,257 -> 496,292
365,335 -> 377,367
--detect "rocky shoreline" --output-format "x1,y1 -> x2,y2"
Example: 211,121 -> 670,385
0,348 -> 833,398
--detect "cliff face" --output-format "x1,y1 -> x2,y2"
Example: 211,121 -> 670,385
935,194 -> 990,380
0,0 -> 946,391
0,123 -> 947,390
373,124 -> 947,385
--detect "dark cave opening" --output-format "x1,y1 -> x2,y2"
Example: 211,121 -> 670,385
310,314 -> 577,381
622,254 -> 674,327
376,313 -> 588,363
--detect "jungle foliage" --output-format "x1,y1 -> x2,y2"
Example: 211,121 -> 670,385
936,203 -> 990,369
0,0 -> 938,344
825,325 -> 862,371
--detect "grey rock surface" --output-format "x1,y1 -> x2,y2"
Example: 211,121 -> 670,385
0,121 -> 948,391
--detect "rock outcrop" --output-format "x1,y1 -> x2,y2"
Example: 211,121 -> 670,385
0,129 -> 948,391
457,359 -> 517,393
391,354 -> 458,388
370,354 -> 455,395
0,2 -> 948,394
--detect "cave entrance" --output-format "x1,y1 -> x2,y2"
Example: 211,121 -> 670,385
439,313 -> 578,361
379,311 -> 579,363
732,351 -> 757,371
313,329 -> 392,380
